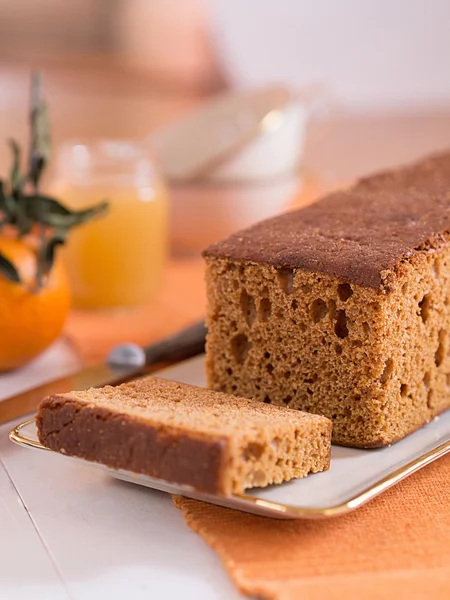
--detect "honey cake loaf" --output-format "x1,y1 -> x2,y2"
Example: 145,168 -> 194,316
37,376 -> 331,495
204,151 -> 450,448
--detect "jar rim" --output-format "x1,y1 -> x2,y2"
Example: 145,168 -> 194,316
55,139 -> 157,186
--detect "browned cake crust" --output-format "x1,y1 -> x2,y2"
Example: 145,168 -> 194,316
37,396 -> 225,493
204,151 -> 450,289
37,377 -> 332,495
203,151 -> 450,447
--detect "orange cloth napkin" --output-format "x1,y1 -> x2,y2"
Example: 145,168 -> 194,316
174,455 -> 450,599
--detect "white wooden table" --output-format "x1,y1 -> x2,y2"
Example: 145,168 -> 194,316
0,344 -> 243,600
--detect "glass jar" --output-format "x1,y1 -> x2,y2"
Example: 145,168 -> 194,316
53,140 -> 168,309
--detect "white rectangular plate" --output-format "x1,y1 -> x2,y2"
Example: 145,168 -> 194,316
10,356 -> 450,519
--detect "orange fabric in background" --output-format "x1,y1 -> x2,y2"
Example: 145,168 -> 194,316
65,258 -> 206,365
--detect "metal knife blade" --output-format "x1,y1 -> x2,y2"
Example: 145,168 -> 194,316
0,320 -> 207,425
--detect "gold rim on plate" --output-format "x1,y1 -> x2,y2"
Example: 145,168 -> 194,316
9,418 -> 450,519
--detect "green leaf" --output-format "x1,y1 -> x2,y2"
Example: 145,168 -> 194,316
0,180 -> 19,224
0,252 -> 21,284
29,72 -> 51,189
15,212 -> 34,237
8,139 -> 25,195
44,231 -> 67,274
59,200 -> 109,229
21,195 -> 108,229
20,195 -> 72,219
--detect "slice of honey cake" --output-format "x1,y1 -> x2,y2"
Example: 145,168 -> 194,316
37,376 -> 331,495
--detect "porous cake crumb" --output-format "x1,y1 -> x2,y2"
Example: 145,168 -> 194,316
37,377 -> 331,495
204,151 -> 450,447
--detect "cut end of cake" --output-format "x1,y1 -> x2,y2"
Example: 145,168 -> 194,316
204,150 -> 450,448
36,376 -> 332,496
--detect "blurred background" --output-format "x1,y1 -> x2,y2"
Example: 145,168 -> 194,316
2,0 -> 450,174
2,0 -> 450,376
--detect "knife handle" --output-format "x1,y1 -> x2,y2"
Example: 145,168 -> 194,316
144,320 -> 207,366
107,320 -> 207,371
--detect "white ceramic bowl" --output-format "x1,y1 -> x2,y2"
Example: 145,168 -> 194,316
150,86 -> 310,183
205,99 -> 309,182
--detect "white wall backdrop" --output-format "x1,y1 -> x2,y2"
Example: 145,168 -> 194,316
211,0 -> 450,113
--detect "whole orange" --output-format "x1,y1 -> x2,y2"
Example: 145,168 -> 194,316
0,236 -> 71,371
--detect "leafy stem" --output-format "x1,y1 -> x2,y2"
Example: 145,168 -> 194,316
9,139 -> 25,196
0,71 -> 109,292
34,222 -> 46,291
29,72 -> 51,193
